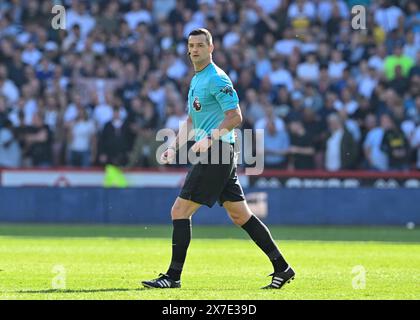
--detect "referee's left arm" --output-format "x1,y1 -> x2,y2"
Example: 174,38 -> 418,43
209,73 -> 242,140
211,107 -> 243,140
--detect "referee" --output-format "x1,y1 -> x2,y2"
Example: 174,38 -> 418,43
142,29 -> 295,289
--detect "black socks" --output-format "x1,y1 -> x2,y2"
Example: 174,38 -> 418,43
241,215 -> 288,273
166,215 -> 288,281
166,219 -> 191,281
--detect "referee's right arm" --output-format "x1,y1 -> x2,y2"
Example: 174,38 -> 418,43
167,115 -> 193,152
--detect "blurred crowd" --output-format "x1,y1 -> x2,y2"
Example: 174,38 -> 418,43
0,0 -> 419,171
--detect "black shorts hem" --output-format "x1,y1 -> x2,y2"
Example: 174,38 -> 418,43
178,192 -> 217,208
217,195 -> 246,207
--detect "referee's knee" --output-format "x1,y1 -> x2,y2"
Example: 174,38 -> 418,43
171,202 -> 190,220
227,211 -> 250,226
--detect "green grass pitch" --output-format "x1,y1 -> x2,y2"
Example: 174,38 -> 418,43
0,224 -> 419,300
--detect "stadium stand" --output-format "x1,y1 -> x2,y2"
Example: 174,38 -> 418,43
0,0 -> 419,172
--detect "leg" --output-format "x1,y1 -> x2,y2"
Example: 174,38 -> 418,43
223,200 -> 289,273
166,197 -> 201,281
142,197 -> 200,288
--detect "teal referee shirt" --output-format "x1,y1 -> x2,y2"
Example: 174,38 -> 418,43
188,62 -> 239,144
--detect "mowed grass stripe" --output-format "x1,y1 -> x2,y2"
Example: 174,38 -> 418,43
0,226 -> 419,300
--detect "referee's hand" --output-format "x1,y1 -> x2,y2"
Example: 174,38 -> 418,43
160,148 -> 176,164
191,137 -> 212,153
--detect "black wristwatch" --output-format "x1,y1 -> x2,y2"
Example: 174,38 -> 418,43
207,133 -> 218,141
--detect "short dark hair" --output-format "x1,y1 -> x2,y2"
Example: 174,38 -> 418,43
188,28 -> 213,45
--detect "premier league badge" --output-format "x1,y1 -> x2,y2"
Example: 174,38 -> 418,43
193,97 -> 202,112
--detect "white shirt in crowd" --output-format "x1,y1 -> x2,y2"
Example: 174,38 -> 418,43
287,1 -> 316,20
44,109 -> 58,131
70,120 -> 96,152
269,68 -> 294,91
317,0 -> 349,23
368,55 -> 385,73
346,119 -> 361,142
0,127 -> 21,168
374,5 -> 403,33
358,74 -> 377,98
255,116 -> 285,132
1,79 -> 19,104
166,58 -> 188,80
257,0 -> 282,15
328,60 -> 347,79
93,103 -> 126,130
63,103 -> 79,124
21,47 -> 42,66
148,86 -> 166,119
274,39 -> 301,56
165,114 -> 188,133
124,8 -> 152,30
297,62 -> 319,82
334,100 -> 359,116
223,31 -> 240,49
256,58 -> 272,79
24,98 -> 38,125
326,129 -> 344,171
66,9 -> 96,38
363,127 -> 388,171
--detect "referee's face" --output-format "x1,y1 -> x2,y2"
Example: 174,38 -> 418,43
188,34 -> 213,64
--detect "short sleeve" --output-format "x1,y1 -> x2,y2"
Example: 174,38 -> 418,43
209,74 -> 239,113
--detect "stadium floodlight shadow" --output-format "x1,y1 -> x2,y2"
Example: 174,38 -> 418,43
0,224 -> 419,243
13,288 -> 207,294
15,288 -> 141,294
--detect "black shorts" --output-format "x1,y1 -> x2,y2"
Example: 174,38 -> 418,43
179,141 -> 245,208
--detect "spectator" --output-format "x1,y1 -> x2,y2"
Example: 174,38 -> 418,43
255,103 -> 285,133
0,0 -> 418,171
287,0 -> 316,23
21,41 -> 42,67
245,90 -> 266,126
405,1 -> 420,45
93,94 -> 127,131
302,107 -> 324,169
0,64 -> 19,104
363,114 -> 388,171
384,43 -> 414,80
357,63 -> 378,99
127,98 -> 160,167
24,112 -> 53,167
286,90 -> 305,123
258,118 -> 290,169
0,95 -> 8,128
374,0 -> 404,33
380,113 -> 410,171
98,107 -> 131,167
165,101 -> 188,134
66,1 -> 96,38
68,108 -> 96,168
328,49 -> 347,80
337,87 -> 359,116
274,27 -> 301,57
297,53 -> 320,83
368,44 -> 387,74
268,56 -> 294,91
288,119 -> 315,170
325,113 -> 359,171
389,65 -> 410,96
0,119 -> 21,168
411,122 -> 420,171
